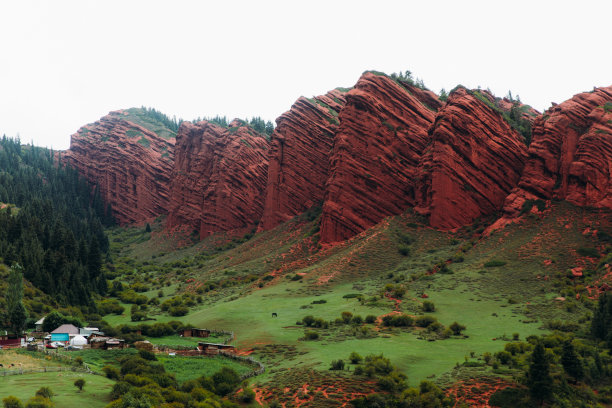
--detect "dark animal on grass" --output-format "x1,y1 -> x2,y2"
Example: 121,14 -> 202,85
272,313 -> 278,317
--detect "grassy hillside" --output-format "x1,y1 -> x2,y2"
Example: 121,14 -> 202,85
99,201 -> 611,403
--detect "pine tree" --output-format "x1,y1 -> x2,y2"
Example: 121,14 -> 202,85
561,340 -> 584,382
6,263 -> 28,335
527,342 -> 553,405
439,88 -> 448,102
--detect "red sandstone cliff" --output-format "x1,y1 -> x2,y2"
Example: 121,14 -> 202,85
414,88 -> 530,229
166,121 -> 224,234
64,109 -> 175,225
320,72 -> 440,243
260,89 -> 347,230
504,86 -> 612,216
167,120 -> 269,238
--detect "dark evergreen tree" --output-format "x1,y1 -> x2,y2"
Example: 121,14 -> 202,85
6,263 -> 28,335
0,137 -> 111,305
561,340 -> 584,382
527,342 -> 553,405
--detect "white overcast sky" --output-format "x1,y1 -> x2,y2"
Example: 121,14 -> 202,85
0,1 -> 610,150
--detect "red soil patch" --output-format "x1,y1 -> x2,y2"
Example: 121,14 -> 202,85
446,377 -> 515,407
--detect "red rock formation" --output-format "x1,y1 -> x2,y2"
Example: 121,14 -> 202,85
504,86 -> 612,216
166,121 -> 224,234
414,87 -> 529,229
64,109 -> 175,225
320,72 -> 439,243
260,88 -> 347,230
167,120 -> 269,238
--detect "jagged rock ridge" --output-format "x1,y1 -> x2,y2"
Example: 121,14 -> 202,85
320,72 -> 441,243
504,86 -> 612,216
167,120 -> 269,238
63,109 -> 175,225
414,87 -> 531,229
260,89 -> 348,231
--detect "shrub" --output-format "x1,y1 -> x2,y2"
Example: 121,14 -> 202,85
382,314 -> 414,327
304,331 -> 319,340
238,387 -> 255,403
2,396 -> 23,408
349,352 -> 363,364
311,299 -> 327,304
74,379 -> 85,392
415,315 -> 437,328
351,315 -> 364,325
341,311 -> 353,324
211,367 -> 241,396
98,299 -> 125,315
139,349 -> 157,361
34,388 -> 53,399
74,356 -> 83,366
422,300 -> 435,312
169,306 -> 189,316
488,387 -> 529,408
365,315 -> 377,324
484,260 -> 507,268
427,321 -> 444,332
313,318 -> 328,329
103,365 -> 120,380
131,311 -> 147,322
24,397 -> 54,408
330,359 -> 345,370
398,245 -> 410,256
302,315 -> 315,327
449,321 -> 466,335
577,247 -> 599,258
483,352 -> 492,364
495,350 -> 512,365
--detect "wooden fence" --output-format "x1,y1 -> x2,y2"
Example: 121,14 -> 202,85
219,350 -> 265,380
0,365 -> 91,377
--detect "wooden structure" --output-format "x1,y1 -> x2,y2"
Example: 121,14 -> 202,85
89,337 -> 126,350
134,340 -> 154,351
0,337 -> 24,348
197,342 -> 236,355
178,328 -> 211,338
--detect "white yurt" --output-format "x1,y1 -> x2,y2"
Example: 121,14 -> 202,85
70,335 -> 87,346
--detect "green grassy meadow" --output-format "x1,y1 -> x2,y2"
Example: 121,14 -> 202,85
0,372 -> 114,407
97,202 -> 610,392
156,355 -> 253,383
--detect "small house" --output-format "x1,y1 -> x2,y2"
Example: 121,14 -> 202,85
89,337 -> 126,350
197,342 -> 236,355
79,327 -> 101,338
178,328 -> 211,338
35,317 -> 45,332
104,338 -> 126,350
50,324 -> 80,344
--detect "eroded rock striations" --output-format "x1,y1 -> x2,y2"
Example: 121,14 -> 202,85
260,89 -> 348,231
166,121 -> 225,234
320,72 -> 440,243
167,120 -> 269,238
414,87 -> 530,229
504,86 -> 612,216
64,109 -> 175,225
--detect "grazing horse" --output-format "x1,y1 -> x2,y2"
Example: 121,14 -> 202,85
271,312 -> 278,317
